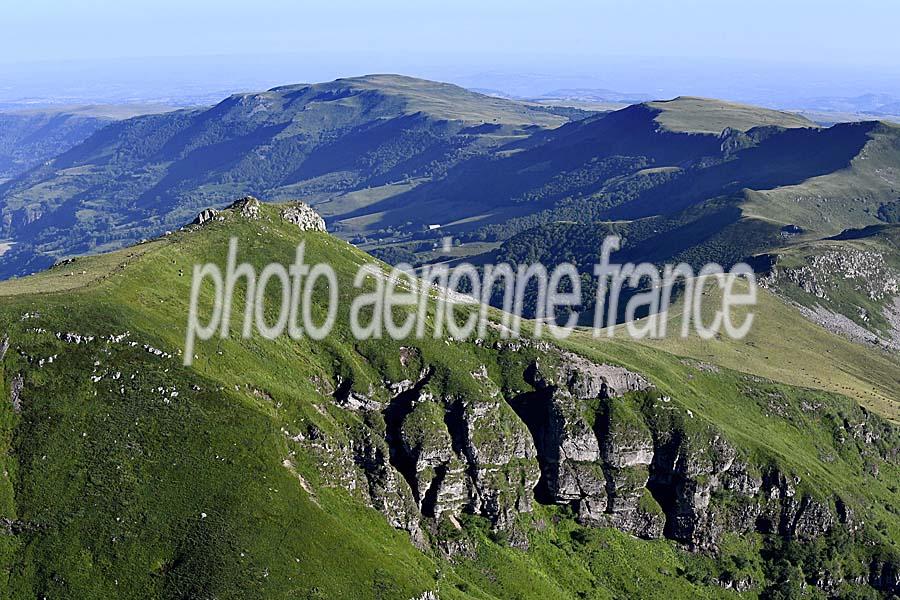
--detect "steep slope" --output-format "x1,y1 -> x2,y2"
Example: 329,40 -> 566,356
599,277 -> 900,421
741,121 -> 900,235
0,75 -> 576,278
338,98 -> 881,241
753,224 -> 900,351
0,105 -> 177,183
0,200 -> 898,598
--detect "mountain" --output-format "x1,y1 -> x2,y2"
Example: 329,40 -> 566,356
344,101 -> 897,290
0,81 -> 833,282
0,75 -> 581,278
331,96 -> 861,238
0,105 -> 175,183
3,78 -> 899,344
0,199 -> 898,598
337,96 -> 900,341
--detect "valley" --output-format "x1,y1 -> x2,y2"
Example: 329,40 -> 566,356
0,73 -> 899,599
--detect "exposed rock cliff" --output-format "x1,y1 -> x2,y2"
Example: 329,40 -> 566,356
269,334 -> 900,597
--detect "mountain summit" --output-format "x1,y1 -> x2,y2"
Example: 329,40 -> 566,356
0,75 -> 576,277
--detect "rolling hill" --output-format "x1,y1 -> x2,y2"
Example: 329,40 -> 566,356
0,75 -> 580,278
0,105 -> 175,183
340,102 -> 889,238
0,199 -> 898,598
3,77 -> 898,348
644,96 -> 815,134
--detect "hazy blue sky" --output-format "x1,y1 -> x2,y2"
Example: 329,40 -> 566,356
3,0 -> 899,105
6,0 -> 899,65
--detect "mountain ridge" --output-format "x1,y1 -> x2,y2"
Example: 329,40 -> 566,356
0,75 -> 585,278
0,199 -> 898,597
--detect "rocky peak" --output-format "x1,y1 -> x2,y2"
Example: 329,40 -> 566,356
190,196 -> 327,232
228,195 -> 262,219
191,208 -> 220,225
281,201 -> 327,232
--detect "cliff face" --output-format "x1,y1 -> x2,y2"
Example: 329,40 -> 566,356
291,338 -> 900,595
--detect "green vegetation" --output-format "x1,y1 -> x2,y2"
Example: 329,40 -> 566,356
0,75 -> 581,278
758,225 -> 900,343
606,278 -> 900,421
0,202 -> 897,598
645,97 -> 815,134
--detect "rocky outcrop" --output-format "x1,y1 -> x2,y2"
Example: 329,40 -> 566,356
869,560 -> 900,595
9,374 -> 23,413
191,197 -> 327,232
191,208 -> 220,225
353,425 -> 427,548
520,350 -> 650,400
450,389 -> 539,531
381,369 -> 539,534
502,358 -> 664,538
556,351 -> 650,398
281,202 -> 326,232
760,247 -> 900,350
596,398 -> 664,538
296,339 -> 878,589
228,196 -> 261,219
753,470 -> 836,541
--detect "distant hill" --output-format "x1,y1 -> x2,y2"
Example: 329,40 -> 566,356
0,75 -> 581,277
644,96 -> 815,133
336,96 -> 897,333
0,104 -> 178,184
338,98 -> 886,241
2,78 -> 899,347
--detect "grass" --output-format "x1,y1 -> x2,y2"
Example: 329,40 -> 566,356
760,225 -> 900,339
741,122 -> 900,236
589,279 -> 900,421
0,202 -> 897,598
646,97 -> 815,134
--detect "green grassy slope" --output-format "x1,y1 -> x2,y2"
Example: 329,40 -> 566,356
754,224 -> 900,346
742,122 -> 900,236
590,279 -> 900,422
645,97 -> 815,134
0,202 -> 898,598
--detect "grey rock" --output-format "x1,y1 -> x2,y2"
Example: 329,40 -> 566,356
9,374 -> 23,413
453,390 -> 540,529
558,351 -> 651,399
352,428 -> 426,548
228,196 -> 261,219
192,208 -> 220,225
281,201 -> 326,232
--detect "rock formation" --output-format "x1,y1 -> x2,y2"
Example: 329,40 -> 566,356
281,201 -> 326,232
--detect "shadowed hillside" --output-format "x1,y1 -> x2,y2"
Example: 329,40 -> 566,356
0,75 -> 580,278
